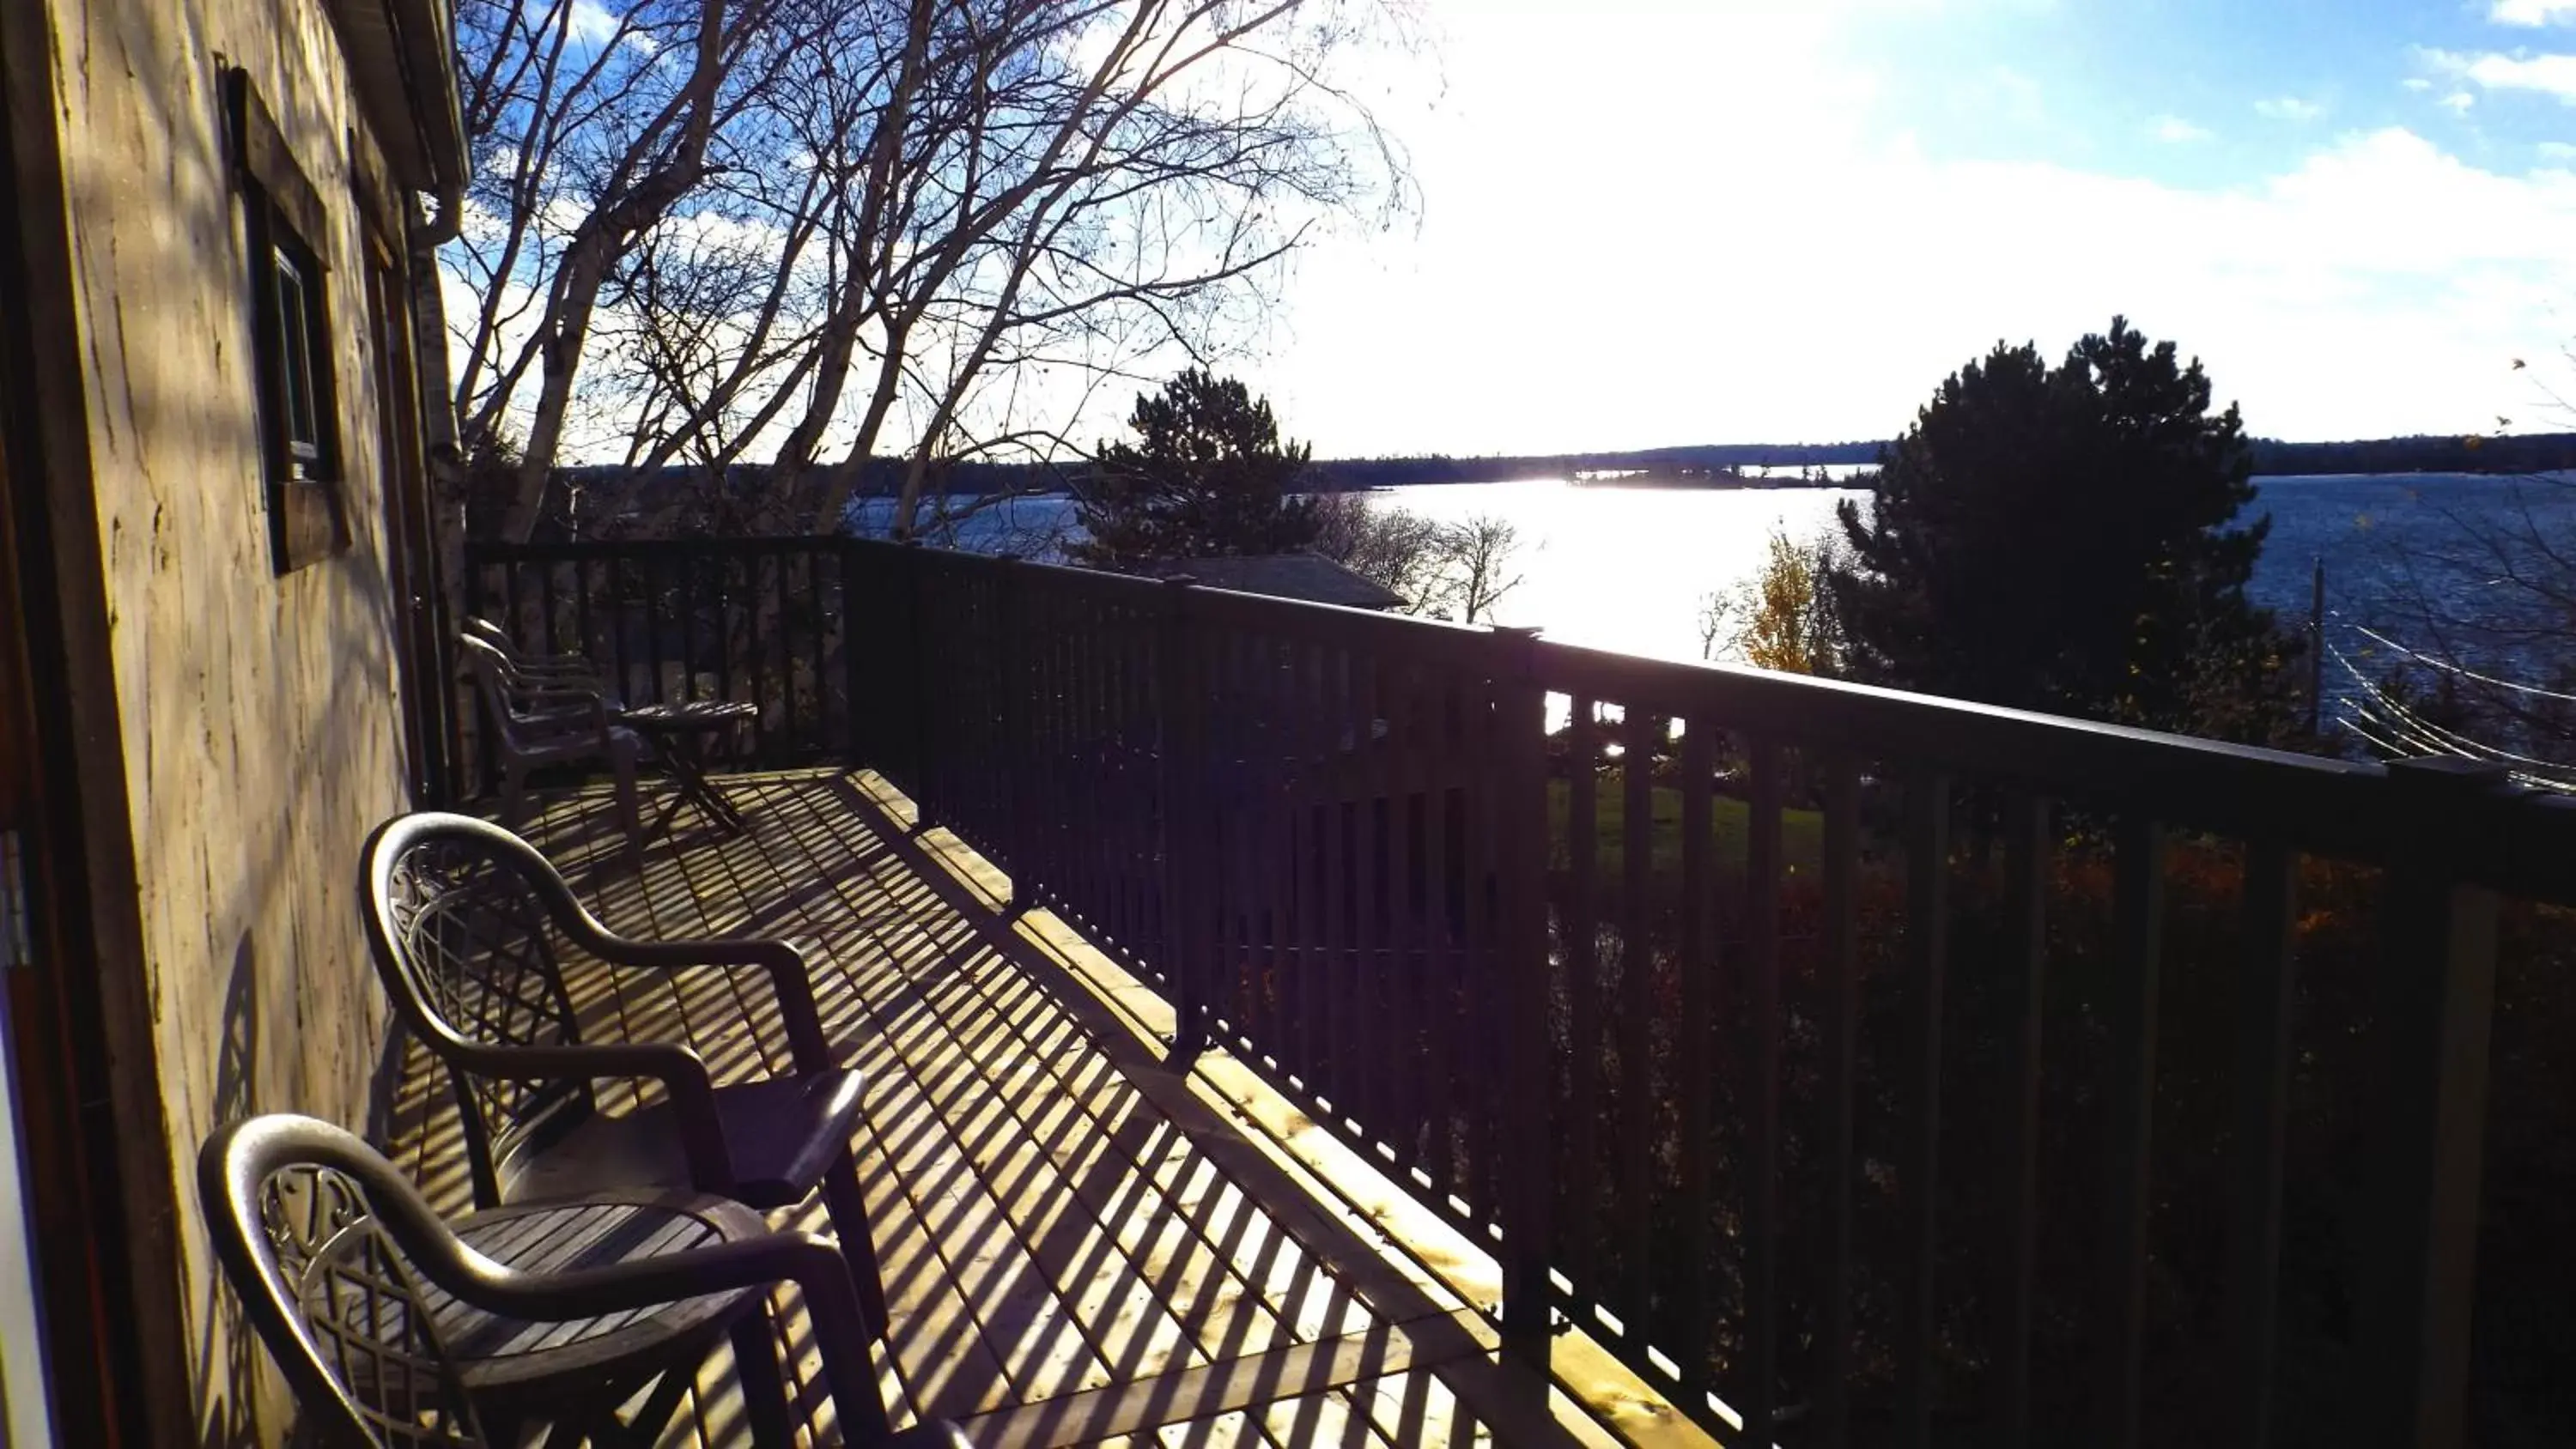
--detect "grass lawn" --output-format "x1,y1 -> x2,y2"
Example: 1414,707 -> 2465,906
1546,773 -> 1828,880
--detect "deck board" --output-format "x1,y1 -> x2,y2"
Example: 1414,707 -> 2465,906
379,768 -> 1628,1446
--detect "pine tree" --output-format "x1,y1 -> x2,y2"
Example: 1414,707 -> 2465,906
1071,370 -> 1321,569
1826,316 -> 2296,738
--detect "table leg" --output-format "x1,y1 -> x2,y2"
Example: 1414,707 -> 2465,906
665,733 -> 750,835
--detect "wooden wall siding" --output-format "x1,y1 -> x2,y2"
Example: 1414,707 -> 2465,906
33,0 -> 416,1439
374,771 -> 1619,1449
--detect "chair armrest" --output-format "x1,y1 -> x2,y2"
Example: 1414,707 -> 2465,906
501,678 -> 610,712
549,929 -> 835,1073
393,1226 -> 882,1430
511,654 -> 609,679
507,706 -> 617,753
436,1037 -> 738,1191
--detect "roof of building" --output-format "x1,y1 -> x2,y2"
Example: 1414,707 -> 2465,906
1143,553 -> 1408,611
326,0 -> 469,191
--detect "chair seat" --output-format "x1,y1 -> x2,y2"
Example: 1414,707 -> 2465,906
307,1189 -> 772,1449
504,1070 -> 866,1211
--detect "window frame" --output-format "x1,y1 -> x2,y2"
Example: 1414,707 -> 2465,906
226,69 -> 348,574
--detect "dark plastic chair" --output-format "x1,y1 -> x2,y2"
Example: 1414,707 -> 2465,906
459,634 -> 647,855
198,1113 -> 960,1447
358,811 -> 890,1337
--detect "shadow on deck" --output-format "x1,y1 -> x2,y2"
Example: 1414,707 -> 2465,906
384,768 -> 1669,1448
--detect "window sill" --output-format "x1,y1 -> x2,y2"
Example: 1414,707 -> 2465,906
270,474 -> 349,575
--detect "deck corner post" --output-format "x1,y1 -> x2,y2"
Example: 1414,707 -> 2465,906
1157,576 -> 1208,1066
2365,755 -> 2509,1449
1488,623 -> 1554,1365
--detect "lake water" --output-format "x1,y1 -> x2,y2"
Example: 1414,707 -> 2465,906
854,473 -> 2576,675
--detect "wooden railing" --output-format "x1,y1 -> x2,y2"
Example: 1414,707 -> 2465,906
465,538 -> 860,773
464,536 -> 2576,1448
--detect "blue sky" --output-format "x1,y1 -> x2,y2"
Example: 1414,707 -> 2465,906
1249,0 -> 2576,454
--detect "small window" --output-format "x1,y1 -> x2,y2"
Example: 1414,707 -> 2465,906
270,243 -> 324,475
227,69 -> 349,573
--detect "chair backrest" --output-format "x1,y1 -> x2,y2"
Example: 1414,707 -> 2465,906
457,634 -> 547,757
359,812 -> 595,1208
198,1114 -> 493,1447
465,617 -> 604,682
459,616 -> 515,656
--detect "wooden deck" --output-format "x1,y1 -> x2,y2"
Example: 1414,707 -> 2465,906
385,768 -> 1672,1448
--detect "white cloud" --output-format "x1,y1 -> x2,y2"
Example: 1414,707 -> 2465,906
2404,76 -> 2434,92
2542,140 -> 2576,159
2421,46 -> 2576,100
2150,113 -> 2213,142
2445,90 -> 2480,113
2255,96 -> 2326,122
2491,0 -> 2576,25
1273,41 -> 2576,455
568,0 -> 623,45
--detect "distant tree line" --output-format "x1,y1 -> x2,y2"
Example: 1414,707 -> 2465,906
2248,432 -> 2576,476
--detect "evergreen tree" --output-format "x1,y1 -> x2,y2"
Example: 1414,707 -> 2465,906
1072,370 -> 1321,568
1826,316 -> 2297,738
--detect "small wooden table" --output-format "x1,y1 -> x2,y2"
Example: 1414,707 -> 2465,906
618,700 -> 759,839
311,1190 -> 789,1445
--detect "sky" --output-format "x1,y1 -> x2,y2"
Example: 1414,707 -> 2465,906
1240,0 -> 2576,455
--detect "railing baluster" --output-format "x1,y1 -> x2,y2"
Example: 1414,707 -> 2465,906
1254,634 -> 1288,1071
715,552 -> 738,719
1060,592 -> 1087,920
766,546 -> 782,743
1898,768 -> 1951,1449
1354,651 -> 1387,1141
574,556 -> 595,674
838,546 -> 862,762
1432,679 -> 1473,1204
997,557 -> 1031,909
1394,662 -> 1434,1177
608,552 -> 633,706
647,555 -> 671,705
2227,839 -> 2297,1449
1030,594 -> 1056,900
1619,705 -> 1655,1337
1320,645 -> 1352,1121
758,549 -> 779,765
2096,816 -> 2167,1449
1744,737 -> 1784,1443
1127,603 -> 1155,951
811,549 -> 833,756
1160,579 -> 1206,1059
1468,642 -> 1509,1223
538,557 -> 560,654
1566,694 -> 1600,1306
773,549 -> 798,755
1679,718 -> 1716,1396
503,560 -> 524,658
1999,792 -> 2050,1448
1817,754 -> 1861,1449
668,553 -> 690,705
1293,638 -> 1326,1092
1424,670 -> 1458,1193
